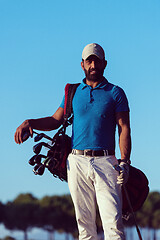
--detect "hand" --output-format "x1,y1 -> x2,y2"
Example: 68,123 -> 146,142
117,162 -> 129,185
14,120 -> 33,144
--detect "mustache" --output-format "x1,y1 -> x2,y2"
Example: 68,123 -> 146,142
89,68 -> 99,73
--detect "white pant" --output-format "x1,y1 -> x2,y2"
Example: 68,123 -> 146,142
67,154 -> 125,240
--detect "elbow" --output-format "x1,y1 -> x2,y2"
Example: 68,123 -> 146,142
50,116 -> 63,130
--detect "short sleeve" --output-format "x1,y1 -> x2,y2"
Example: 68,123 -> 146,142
113,86 -> 130,112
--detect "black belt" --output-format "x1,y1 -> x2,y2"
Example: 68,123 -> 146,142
72,149 -> 115,157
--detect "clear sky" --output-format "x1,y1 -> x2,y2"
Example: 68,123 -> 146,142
0,0 -> 160,203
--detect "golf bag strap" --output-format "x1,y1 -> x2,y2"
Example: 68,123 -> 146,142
64,83 -> 80,121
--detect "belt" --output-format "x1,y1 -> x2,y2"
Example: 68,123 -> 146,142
72,149 -> 115,157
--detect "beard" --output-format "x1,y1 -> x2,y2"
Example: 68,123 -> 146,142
84,67 -> 104,82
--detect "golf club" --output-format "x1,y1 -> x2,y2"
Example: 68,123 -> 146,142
28,155 -> 37,166
113,164 -> 143,240
28,154 -> 46,166
45,156 -> 58,169
34,133 -> 53,142
33,163 -> 45,175
33,142 -> 52,155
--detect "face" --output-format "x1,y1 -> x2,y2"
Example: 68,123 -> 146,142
81,55 -> 107,82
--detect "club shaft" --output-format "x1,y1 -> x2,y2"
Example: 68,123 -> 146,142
123,186 -> 143,240
113,164 -> 143,240
33,131 -> 53,141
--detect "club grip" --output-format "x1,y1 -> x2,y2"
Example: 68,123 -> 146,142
22,131 -> 30,142
113,164 -> 122,173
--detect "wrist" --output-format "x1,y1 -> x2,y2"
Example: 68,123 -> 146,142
119,159 -> 131,165
27,119 -> 33,128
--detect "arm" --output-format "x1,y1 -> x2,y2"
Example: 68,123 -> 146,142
116,111 -> 131,161
14,107 -> 64,144
116,111 -> 131,185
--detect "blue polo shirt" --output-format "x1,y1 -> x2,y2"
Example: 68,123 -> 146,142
60,78 -> 129,151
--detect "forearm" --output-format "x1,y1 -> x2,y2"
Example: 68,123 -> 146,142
14,107 -> 64,144
116,112 -> 131,185
119,126 -> 131,160
28,116 -> 62,131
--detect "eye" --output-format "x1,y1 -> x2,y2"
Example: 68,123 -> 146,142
86,59 -> 91,64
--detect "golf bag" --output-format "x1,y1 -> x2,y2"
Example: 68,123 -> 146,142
28,83 -> 80,181
122,165 -> 149,215
43,83 -> 80,181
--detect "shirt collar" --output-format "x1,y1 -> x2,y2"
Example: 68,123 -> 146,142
80,77 -> 108,90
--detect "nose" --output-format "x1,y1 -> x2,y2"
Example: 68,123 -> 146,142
90,60 -> 96,68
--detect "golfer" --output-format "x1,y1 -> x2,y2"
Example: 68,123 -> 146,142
15,43 -> 131,240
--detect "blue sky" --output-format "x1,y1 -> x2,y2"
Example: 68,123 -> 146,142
0,0 -> 160,203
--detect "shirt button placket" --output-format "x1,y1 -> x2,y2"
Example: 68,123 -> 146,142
90,89 -> 94,103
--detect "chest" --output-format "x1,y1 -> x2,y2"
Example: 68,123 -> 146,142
72,88 -> 115,118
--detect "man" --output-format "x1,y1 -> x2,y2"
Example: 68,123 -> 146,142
14,43 -> 131,240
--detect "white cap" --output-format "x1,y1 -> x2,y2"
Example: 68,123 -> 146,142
82,43 -> 105,60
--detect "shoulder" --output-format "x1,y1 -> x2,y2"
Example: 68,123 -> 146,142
103,81 -> 126,98
106,82 -> 130,111
110,84 -> 128,101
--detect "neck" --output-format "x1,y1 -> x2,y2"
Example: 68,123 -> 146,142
85,77 -> 104,88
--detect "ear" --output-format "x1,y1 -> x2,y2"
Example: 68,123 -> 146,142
81,61 -> 84,71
